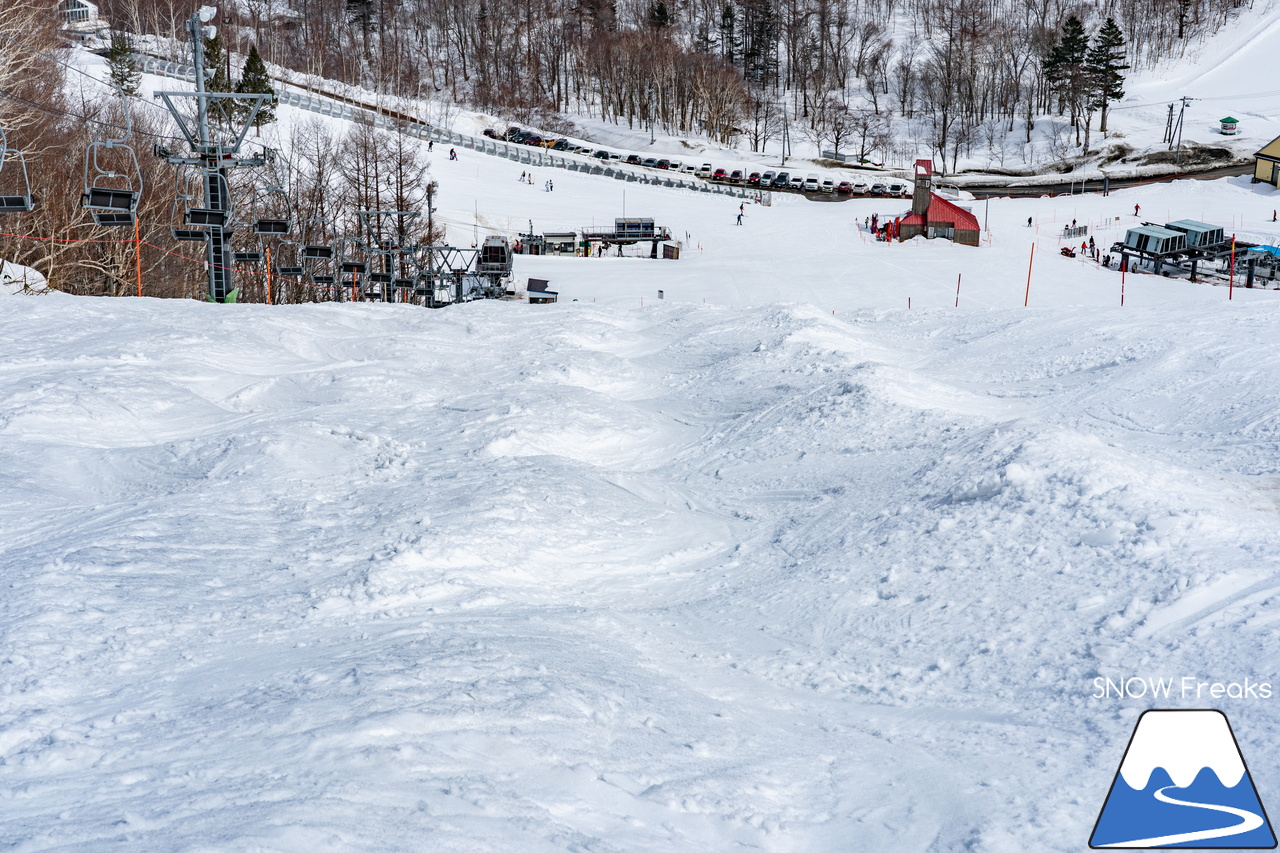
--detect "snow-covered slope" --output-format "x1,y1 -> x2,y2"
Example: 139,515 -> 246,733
4,254 -> 1280,849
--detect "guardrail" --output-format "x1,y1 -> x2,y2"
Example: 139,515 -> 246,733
137,55 -> 753,200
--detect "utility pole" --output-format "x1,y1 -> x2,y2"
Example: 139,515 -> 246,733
1163,103 -> 1175,145
1173,96 -> 1192,166
154,5 -> 273,303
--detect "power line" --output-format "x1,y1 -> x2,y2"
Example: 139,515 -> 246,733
0,29 -> 172,119
0,86 -> 181,143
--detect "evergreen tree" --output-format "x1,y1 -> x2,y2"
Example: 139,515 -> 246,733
1042,16 -> 1089,136
647,0 -> 671,28
719,3 -> 740,65
1087,18 -> 1128,133
235,45 -> 276,131
203,31 -> 231,93
105,31 -> 140,96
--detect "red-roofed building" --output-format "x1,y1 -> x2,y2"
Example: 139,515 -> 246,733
898,159 -> 981,247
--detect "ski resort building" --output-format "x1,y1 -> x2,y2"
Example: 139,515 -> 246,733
897,160 -> 981,247
1254,133 -> 1280,187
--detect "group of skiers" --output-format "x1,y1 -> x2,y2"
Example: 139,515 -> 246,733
517,172 -> 553,191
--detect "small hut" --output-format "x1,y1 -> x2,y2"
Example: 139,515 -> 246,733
1220,117 -> 1240,136
897,160 -> 981,247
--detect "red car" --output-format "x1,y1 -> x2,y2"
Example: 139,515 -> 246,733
837,181 -> 852,194
712,168 -> 728,181
729,169 -> 744,183
747,172 -> 761,185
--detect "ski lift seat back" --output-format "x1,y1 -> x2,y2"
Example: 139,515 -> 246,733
0,124 -> 37,213
254,218 -> 290,235
303,244 -> 333,260
0,195 -> 34,212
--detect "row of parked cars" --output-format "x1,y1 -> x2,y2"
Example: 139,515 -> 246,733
699,165 -> 910,196
480,126 -> 909,196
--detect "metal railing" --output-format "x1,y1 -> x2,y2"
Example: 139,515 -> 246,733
137,55 -> 753,200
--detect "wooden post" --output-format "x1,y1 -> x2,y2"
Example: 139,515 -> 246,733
1024,244 -> 1035,307
955,273 -> 961,307
133,216 -> 143,298
352,267 -> 359,302
265,246 -> 272,305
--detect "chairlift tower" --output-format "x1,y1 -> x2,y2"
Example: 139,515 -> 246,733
154,5 -> 275,302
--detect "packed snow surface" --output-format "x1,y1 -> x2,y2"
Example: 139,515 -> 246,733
5,265 -> 1280,850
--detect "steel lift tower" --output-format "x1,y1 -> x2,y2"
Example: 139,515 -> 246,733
154,5 -> 274,302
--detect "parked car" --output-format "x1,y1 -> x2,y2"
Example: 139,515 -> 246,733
760,170 -> 776,186
870,181 -> 888,195
511,131 -> 531,144
482,128 -> 499,139
574,146 -> 593,155
594,149 -> 612,160
837,180 -> 852,194
540,138 -> 559,148
626,154 -> 643,165
789,174 -> 804,190
803,173 -> 820,192
747,171 -> 761,185
712,167 -> 728,181
552,139 -> 571,150
728,169 -> 744,183
851,178 -> 870,194
821,178 -> 836,193
642,157 -> 659,168
668,161 -> 683,171
681,163 -> 697,173
696,163 -> 714,177
773,171 -> 790,188
656,159 -> 670,170
523,134 -> 543,146
887,181 -> 906,196
504,126 -> 522,140
608,152 -> 622,160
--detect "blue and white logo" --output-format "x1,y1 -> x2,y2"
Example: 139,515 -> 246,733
1091,709 -> 1276,848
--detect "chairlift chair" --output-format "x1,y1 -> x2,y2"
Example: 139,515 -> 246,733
274,240 -> 305,277
0,125 -> 36,213
82,97 -> 143,227
251,185 -> 292,236
169,173 -> 206,241
234,251 -> 263,264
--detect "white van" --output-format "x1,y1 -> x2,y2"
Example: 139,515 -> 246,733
695,163 -> 714,177
803,173 -> 820,192
820,178 -> 836,193
682,163 -> 698,174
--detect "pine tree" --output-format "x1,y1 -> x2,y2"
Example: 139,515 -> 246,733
203,31 -> 231,94
105,31 -> 140,96
1042,16 -> 1089,140
235,45 -> 276,131
1087,18 -> 1128,133
647,0 -> 671,27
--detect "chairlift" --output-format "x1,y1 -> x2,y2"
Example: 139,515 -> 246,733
252,185 -> 292,236
81,88 -> 143,227
274,239 -> 305,277
0,124 -> 36,213
234,251 -> 263,264
169,172 -> 205,241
